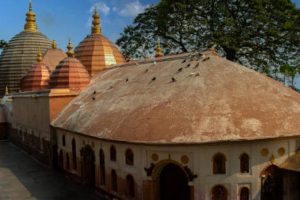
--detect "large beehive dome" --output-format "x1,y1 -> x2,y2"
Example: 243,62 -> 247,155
0,3 -> 52,96
75,9 -> 125,76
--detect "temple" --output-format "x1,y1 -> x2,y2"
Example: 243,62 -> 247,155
1,2 -> 300,200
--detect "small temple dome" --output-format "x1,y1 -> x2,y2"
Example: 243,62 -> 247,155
0,2 -> 52,96
75,9 -> 125,76
49,40 -> 91,91
20,50 -> 50,92
42,40 -> 67,72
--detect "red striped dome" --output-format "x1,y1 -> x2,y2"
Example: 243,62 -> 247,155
20,53 -> 50,92
49,41 -> 90,91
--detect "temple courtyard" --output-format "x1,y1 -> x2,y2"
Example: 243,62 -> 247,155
0,141 -> 102,200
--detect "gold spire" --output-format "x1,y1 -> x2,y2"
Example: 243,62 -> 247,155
5,86 -> 9,96
66,38 -> 74,57
37,48 -> 42,63
52,40 -> 57,49
155,38 -> 164,57
24,1 -> 38,32
91,8 -> 101,35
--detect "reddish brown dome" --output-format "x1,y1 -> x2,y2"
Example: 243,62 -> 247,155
75,10 -> 125,76
20,53 -> 50,92
49,41 -> 90,91
42,41 -> 67,72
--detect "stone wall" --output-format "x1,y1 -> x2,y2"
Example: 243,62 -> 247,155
9,127 -> 51,165
55,128 -> 300,200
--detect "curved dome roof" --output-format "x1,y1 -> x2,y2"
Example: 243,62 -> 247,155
52,51 -> 300,144
20,51 -> 50,92
75,9 -> 125,76
49,41 -> 90,91
42,41 -> 67,72
0,3 -> 51,96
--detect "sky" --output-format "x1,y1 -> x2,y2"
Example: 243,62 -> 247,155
0,0 -> 159,49
0,0 -> 299,50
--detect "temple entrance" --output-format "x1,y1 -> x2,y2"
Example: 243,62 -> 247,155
159,163 -> 190,200
80,145 -> 95,186
261,165 -> 283,200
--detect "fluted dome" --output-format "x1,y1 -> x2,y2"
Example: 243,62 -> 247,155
20,51 -> 50,92
75,9 -> 125,76
42,41 -> 67,72
0,3 -> 51,96
49,40 -> 90,91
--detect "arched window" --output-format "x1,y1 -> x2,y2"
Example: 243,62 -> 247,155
127,175 -> 135,197
72,139 -> 77,170
59,150 -> 64,169
125,148 -> 134,166
111,170 -> 118,192
240,153 -> 249,173
212,185 -> 227,200
240,187 -> 249,200
110,145 -> 116,161
213,153 -> 226,174
66,153 -> 70,170
62,135 -> 66,146
100,149 -> 106,185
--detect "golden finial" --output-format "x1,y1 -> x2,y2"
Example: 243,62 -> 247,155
66,38 -> 74,57
37,48 -> 42,63
24,0 -> 38,32
5,86 -> 9,96
52,40 -> 57,49
91,8 -> 101,35
155,38 -> 164,57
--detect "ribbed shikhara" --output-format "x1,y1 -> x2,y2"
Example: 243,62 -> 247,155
20,62 -> 50,92
75,34 -> 125,77
49,57 -> 90,91
0,31 -> 51,96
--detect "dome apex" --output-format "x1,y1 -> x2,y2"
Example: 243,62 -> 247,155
91,8 -> 101,35
24,1 -> 37,32
66,39 -> 74,57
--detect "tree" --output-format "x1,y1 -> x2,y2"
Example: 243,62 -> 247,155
117,0 -> 300,75
0,40 -> 7,49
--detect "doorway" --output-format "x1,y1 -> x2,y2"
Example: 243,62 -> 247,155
261,165 -> 283,200
159,163 -> 190,200
81,145 -> 95,186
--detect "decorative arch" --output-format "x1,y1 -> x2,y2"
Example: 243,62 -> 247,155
111,169 -> 117,192
66,152 -> 70,170
149,160 -> 194,200
211,185 -> 228,200
62,135 -> 66,146
110,145 -> 116,161
151,159 -> 189,180
240,187 -> 249,200
212,153 -> 226,174
80,145 -> 96,186
125,148 -> 134,165
240,153 -> 249,173
261,165 -> 283,200
99,148 -> 105,185
72,138 -> 77,170
126,174 -> 135,197
59,150 -> 63,169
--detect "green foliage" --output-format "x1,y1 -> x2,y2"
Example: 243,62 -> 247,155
0,40 -> 7,49
117,0 -> 300,77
